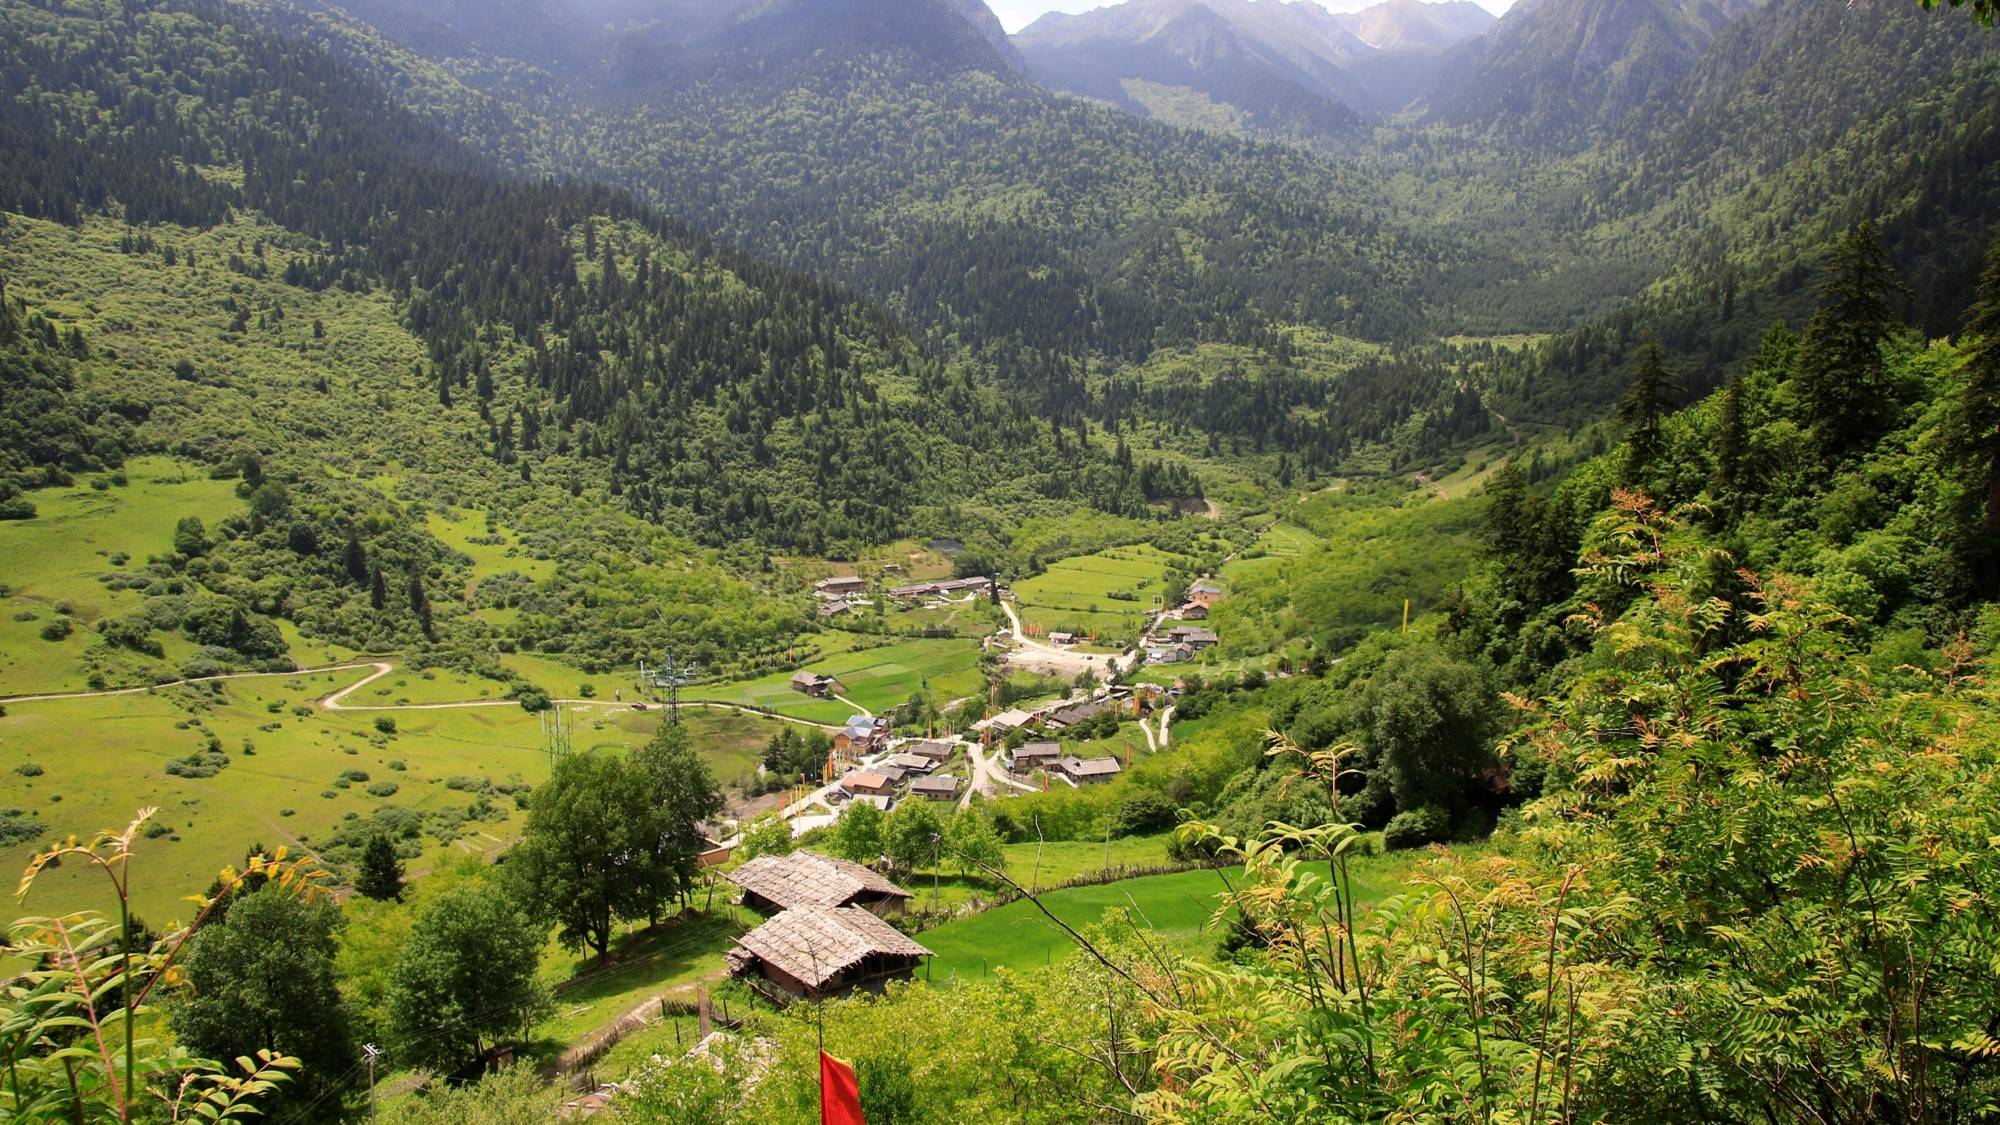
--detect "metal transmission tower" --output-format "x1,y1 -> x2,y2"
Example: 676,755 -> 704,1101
639,650 -> 700,726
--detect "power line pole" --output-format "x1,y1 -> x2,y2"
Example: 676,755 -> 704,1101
363,1043 -> 381,1125
639,649 -> 701,726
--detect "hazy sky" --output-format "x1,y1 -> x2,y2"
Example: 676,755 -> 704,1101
989,0 -> 1517,34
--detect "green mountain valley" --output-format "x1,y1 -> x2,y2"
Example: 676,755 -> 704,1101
2,0 -> 1999,1120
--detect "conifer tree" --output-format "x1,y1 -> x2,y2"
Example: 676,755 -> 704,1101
1796,222 -> 1907,458
356,833 -> 404,901
1945,236 -> 2000,597
1618,339 -> 1674,478
1711,374 -> 1748,512
343,532 -> 368,585
408,572 -> 433,639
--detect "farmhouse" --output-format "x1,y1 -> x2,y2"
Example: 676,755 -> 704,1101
936,576 -> 992,597
726,906 -> 932,1002
1053,756 -> 1123,785
1166,626 -> 1219,651
1048,631 -> 1078,646
835,716 -> 889,755
1187,580 -> 1226,608
726,850 -> 914,916
1145,643 -> 1194,665
791,672 -> 838,697
818,600 -> 856,620
910,774 -> 960,801
815,576 -> 869,599
1178,603 -> 1210,621
903,739 -> 956,763
889,582 -> 938,601
840,770 -> 900,798
1046,697 -> 1114,730
1007,741 -> 1063,772
884,752 -> 939,775
982,708 -> 1037,733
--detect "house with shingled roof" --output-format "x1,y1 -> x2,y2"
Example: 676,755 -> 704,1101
725,850 -> 914,917
910,774 -> 960,801
725,906 -> 931,1002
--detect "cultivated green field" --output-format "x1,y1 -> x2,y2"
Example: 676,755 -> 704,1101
685,637 -> 986,722
919,851 -> 1422,980
0,670 -> 787,925
0,458 -> 245,696
1012,544 -> 1180,642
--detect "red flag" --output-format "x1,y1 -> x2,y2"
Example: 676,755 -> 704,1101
820,1051 -> 865,1125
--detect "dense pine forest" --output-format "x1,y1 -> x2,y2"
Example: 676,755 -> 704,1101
2,0 -> 1999,1121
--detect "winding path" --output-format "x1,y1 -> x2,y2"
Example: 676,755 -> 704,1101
0,658 -> 853,732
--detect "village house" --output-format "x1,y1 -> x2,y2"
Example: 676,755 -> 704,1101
1048,631 -> 1078,646
840,770 -> 900,798
935,576 -> 993,597
726,905 -> 932,1003
791,671 -> 839,698
903,739 -> 956,763
1007,741 -> 1063,772
1053,756 -> 1123,785
814,576 -> 869,600
818,599 -> 855,620
725,850 -> 914,917
889,582 -> 938,601
883,752 -> 939,775
1187,580 -> 1225,608
980,708 -> 1037,734
835,716 -> 889,755
910,774 -> 960,801
1045,696 -> 1114,731
1165,626 -> 1220,651
1178,603 -> 1210,621
1145,642 -> 1195,665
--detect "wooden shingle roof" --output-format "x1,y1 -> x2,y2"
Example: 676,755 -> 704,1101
729,906 -> 930,990
726,850 -> 912,910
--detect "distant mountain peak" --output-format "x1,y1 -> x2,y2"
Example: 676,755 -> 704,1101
1337,0 -> 1497,51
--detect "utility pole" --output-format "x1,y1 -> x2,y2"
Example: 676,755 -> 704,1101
363,1043 -> 381,1124
640,648 -> 700,726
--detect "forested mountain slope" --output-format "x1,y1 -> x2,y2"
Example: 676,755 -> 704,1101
0,0 -> 1219,691
263,0 -> 1467,357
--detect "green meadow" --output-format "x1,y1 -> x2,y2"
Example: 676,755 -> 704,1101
0,669 -> 788,925
0,457 -> 244,696
1012,544 -> 1180,643
919,850 -> 1423,980
685,636 -> 987,721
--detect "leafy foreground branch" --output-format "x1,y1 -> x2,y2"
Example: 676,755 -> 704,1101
1138,496 -> 2000,1124
2,811 -> 307,1123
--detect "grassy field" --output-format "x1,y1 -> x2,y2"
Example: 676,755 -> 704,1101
0,671 -> 787,925
685,637 -> 986,721
1012,544 -> 1180,643
0,457 -> 246,697
919,850 -> 1422,980
427,507 -> 556,584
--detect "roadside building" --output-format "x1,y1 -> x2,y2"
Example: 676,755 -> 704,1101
1187,580 -> 1225,608
725,850 -> 914,917
903,739 -> 956,763
840,770 -> 900,798
910,774 -> 960,802
884,752 -> 939,775
1007,741 -> 1063,772
835,716 -> 889,755
1178,603 -> 1209,621
1046,697 -> 1113,731
1053,756 -> 1123,785
1048,631 -> 1078,646
791,672 -> 838,698
1166,626 -> 1219,651
815,576 -> 869,600
725,906 -> 931,1002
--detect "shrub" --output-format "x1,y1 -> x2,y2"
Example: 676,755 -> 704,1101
0,497 -> 37,521
38,617 -> 71,641
1382,805 -> 1451,851
372,717 -> 396,735
1109,791 -> 1180,837
0,808 -> 44,846
164,750 -> 230,779
387,760 -> 406,771
366,781 -> 400,798
340,769 -> 370,784
14,763 -> 43,778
